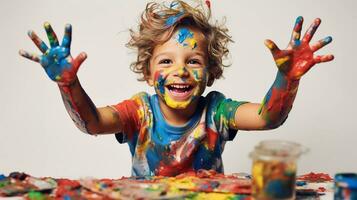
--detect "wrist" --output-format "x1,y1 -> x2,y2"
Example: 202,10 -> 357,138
57,76 -> 79,88
275,71 -> 300,91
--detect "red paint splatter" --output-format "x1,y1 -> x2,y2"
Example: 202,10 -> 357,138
175,169 -> 252,194
297,172 -> 333,182
157,163 -> 195,177
317,187 -> 326,192
205,0 -> 211,9
55,178 -> 81,198
113,99 -> 141,140
206,128 -> 218,150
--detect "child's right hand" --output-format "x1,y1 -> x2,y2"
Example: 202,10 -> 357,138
19,22 -> 87,86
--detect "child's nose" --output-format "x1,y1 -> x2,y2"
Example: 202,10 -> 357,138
175,66 -> 189,77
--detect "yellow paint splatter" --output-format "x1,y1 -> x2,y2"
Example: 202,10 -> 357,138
185,38 -> 197,49
164,95 -> 191,109
275,56 -> 289,67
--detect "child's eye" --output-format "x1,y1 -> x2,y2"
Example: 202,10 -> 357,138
187,59 -> 201,65
159,59 -> 172,64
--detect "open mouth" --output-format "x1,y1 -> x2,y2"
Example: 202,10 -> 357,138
166,84 -> 194,99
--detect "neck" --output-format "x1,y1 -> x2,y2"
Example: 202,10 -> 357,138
158,98 -> 199,126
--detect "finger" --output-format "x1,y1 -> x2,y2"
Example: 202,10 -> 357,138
290,16 -> 303,45
62,24 -> 72,49
264,39 -> 280,55
314,54 -> 334,64
72,52 -> 87,72
19,49 -> 41,63
44,22 -> 60,47
302,18 -> 321,44
27,30 -> 49,53
311,36 -> 332,52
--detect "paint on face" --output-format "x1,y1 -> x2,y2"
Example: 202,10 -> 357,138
153,66 -> 208,109
176,28 -> 197,49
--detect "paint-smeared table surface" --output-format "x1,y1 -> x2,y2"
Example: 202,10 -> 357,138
0,170 -> 334,199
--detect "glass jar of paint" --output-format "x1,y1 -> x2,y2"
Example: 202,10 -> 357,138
334,173 -> 357,200
249,140 -> 307,200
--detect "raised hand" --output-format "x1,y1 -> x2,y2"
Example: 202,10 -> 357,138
19,22 -> 87,85
265,16 -> 334,80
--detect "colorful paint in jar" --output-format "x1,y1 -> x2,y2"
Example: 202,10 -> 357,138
249,140 -> 308,200
334,173 -> 357,200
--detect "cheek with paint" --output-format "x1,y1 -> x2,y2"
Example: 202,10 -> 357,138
191,67 -> 208,96
153,70 -> 167,98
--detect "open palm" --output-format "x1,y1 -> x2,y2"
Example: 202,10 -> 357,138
265,17 -> 334,80
20,22 -> 87,85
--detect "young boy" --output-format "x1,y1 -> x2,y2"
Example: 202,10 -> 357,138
19,0 -> 334,176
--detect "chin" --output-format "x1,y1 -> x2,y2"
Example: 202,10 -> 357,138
165,98 -> 193,109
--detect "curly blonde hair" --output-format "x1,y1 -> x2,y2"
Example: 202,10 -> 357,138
127,0 -> 232,86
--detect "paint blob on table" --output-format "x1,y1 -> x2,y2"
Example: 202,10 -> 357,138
0,170 -> 334,199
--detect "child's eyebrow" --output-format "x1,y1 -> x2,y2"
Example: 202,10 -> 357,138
191,51 -> 206,58
152,52 -> 172,61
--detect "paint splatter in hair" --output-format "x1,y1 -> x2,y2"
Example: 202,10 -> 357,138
165,12 -> 184,27
170,1 -> 179,9
205,0 -> 211,9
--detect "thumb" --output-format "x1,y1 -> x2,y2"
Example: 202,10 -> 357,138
264,39 -> 280,55
73,52 -> 87,72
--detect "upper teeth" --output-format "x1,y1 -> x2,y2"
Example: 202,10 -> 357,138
170,85 -> 190,89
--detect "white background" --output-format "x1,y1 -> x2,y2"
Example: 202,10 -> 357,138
0,0 -> 356,179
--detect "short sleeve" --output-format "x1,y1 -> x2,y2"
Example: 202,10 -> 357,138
207,91 -> 248,141
111,93 -> 148,143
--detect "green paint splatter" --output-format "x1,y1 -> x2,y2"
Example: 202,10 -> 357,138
28,191 -> 46,200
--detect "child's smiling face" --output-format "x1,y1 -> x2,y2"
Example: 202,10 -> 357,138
148,26 -> 209,109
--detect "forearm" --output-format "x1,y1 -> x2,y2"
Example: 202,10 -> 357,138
259,71 -> 300,129
58,77 -> 100,134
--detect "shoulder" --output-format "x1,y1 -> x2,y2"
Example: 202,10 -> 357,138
205,91 -> 226,99
204,91 -> 227,106
130,92 -> 150,101
128,92 -> 152,106
113,92 -> 152,115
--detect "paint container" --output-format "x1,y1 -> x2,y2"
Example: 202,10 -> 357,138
334,173 -> 357,200
249,140 -> 308,200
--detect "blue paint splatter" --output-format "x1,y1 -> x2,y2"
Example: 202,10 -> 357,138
42,47 -> 71,81
165,12 -> 184,27
296,180 -> 307,186
157,74 -> 166,95
176,28 -> 193,44
324,36 -> 332,44
265,179 -> 293,198
170,2 -> 179,9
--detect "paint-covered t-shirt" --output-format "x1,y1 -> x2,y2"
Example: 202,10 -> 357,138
112,91 -> 247,176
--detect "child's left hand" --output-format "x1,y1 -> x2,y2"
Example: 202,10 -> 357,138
265,16 -> 334,80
